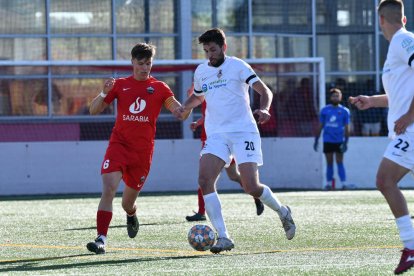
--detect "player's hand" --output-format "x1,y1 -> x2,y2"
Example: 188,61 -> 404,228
173,106 -> 192,120
173,106 -> 185,120
339,142 -> 348,153
349,95 -> 371,110
103,78 -> 115,94
394,113 -> 414,135
253,109 -> 271,124
313,138 -> 319,152
190,121 -> 198,131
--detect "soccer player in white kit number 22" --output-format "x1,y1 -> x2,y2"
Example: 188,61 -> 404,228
350,1 -> 414,274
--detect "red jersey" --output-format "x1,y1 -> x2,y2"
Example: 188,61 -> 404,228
104,76 -> 174,152
200,101 -> 207,142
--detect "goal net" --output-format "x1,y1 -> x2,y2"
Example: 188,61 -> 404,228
0,57 -> 325,139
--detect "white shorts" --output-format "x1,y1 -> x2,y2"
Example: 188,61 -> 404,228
383,132 -> 414,171
201,132 -> 263,167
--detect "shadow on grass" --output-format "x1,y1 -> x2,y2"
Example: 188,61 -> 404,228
0,252 -> 221,272
65,222 -> 182,231
0,248 -> 284,273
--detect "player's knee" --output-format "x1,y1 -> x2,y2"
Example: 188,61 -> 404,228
102,183 -> 118,198
198,175 -> 209,188
376,174 -> 392,193
228,173 -> 241,183
121,201 -> 135,213
243,183 -> 262,198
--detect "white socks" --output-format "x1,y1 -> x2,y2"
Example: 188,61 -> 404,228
97,235 -> 107,245
396,215 -> 414,249
259,185 -> 287,218
204,192 -> 229,239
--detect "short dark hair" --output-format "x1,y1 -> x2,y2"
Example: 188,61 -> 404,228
131,43 -> 156,60
378,0 -> 404,24
198,28 -> 226,47
330,88 -> 342,95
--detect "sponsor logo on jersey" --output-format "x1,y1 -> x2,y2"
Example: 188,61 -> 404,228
202,79 -> 228,91
326,115 -> 339,128
124,97 -> 149,122
202,83 -> 208,92
123,114 -> 150,122
123,87 -> 131,91
129,97 -> 146,114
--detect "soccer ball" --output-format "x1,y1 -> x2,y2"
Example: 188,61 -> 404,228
188,224 -> 216,251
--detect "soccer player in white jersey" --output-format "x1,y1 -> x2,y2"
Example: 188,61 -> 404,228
349,1 -> 414,274
174,28 -> 296,254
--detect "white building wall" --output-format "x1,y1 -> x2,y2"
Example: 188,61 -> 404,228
0,137 -> 411,196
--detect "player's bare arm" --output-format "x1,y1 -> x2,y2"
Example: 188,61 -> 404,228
313,123 -> 324,151
252,80 -> 273,124
394,96 -> 414,135
174,94 -> 204,120
349,94 -> 388,110
166,96 -> 192,120
90,78 -> 114,115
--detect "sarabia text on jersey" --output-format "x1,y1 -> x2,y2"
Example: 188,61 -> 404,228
104,76 -> 174,151
320,104 -> 350,143
382,28 -> 414,137
193,56 -> 260,135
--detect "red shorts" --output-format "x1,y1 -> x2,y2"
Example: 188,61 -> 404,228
101,142 -> 153,191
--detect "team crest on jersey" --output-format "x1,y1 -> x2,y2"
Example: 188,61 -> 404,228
202,83 -> 208,92
147,86 -> 154,94
217,69 -> 222,79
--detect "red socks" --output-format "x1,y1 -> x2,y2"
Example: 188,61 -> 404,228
97,210 -> 112,236
197,187 -> 205,215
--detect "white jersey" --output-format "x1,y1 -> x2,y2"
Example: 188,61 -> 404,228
382,28 -> 414,137
193,56 -> 260,135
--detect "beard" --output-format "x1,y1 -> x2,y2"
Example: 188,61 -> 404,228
210,54 -> 225,67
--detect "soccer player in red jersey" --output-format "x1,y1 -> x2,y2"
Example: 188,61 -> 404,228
186,99 -> 265,221
86,43 -> 189,254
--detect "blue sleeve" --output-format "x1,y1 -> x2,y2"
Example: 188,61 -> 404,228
344,108 -> 350,125
319,108 -> 325,124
